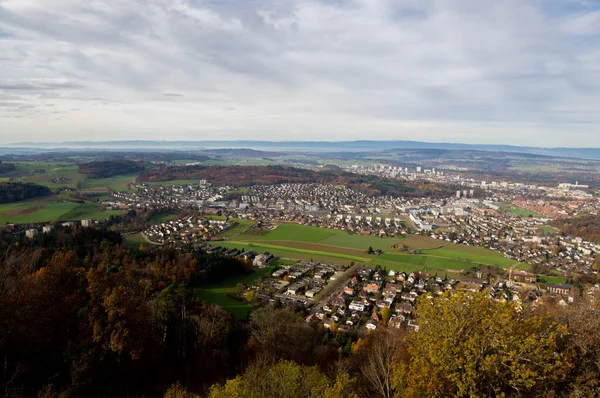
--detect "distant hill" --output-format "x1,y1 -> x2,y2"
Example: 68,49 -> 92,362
6,140 -> 600,160
79,159 -> 145,178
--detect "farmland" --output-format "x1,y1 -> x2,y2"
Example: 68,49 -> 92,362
0,161 -> 135,223
215,222 -> 521,274
0,198 -> 126,224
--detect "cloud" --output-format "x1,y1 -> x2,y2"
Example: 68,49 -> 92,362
0,0 -> 599,146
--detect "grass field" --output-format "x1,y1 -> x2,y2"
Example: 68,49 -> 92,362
82,174 -> 138,193
538,275 -> 568,284
214,223 -> 523,275
254,224 -> 338,242
220,219 -> 255,238
123,233 -> 147,249
194,266 -> 276,319
505,205 -> 540,218
149,212 -> 181,224
210,241 -> 365,265
0,161 -> 138,224
58,203 -> 124,221
0,200 -> 79,224
0,198 -> 125,224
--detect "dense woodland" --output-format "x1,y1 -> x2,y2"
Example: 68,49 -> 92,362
1,227 -> 600,397
138,165 -> 471,199
78,159 -> 145,178
552,214 -> 600,244
0,161 -> 16,174
0,182 -> 52,204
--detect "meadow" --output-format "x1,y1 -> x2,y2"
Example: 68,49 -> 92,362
216,222 -> 523,275
0,162 -> 135,224
194,266 -> 276,320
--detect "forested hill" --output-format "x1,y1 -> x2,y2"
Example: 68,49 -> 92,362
138,165 -> 470,199
79,159 -> 145,178
0,182 -> 52,204
0,161 -> 16,174
552,215 -> 600,244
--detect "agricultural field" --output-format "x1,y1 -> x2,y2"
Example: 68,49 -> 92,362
0,198 -> 126,224
194,266 -> 276,320
0,161 -> 137,224
58,203 -> 123,221
215,223 -> 523,275
0,199 -> 79,224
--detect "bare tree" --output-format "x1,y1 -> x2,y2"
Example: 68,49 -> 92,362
359,328 -> 408,398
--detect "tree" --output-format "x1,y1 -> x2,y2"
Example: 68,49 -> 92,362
248,308 -> 318,363
164,382 -> 200,398
407,291 -> 569,397
381,307 -> 391,326
355,328 -> 408,398
207,360 -> 329,398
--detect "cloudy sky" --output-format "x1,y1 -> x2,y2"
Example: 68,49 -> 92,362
1,0 -> 599,146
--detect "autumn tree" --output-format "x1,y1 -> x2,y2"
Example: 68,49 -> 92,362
353,328 -> 409,398
207,360 -> 333,398
407,291 -> 569,397
248,308 -> 319,363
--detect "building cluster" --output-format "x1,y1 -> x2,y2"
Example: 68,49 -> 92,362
143,216 -> 232,246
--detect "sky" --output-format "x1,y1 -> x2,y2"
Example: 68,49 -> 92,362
1,0 -> 600,146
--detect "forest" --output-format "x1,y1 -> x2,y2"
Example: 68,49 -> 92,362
0,161 -> 16,174
1,226 -> 600,397
138,165 -> 472,199
78,159 -> 145,178
0,182 -> 52,204
552,214 -> 600,244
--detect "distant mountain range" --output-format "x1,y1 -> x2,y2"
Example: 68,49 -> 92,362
4,140 -> 600,160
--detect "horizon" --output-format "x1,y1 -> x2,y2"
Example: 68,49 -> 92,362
3,138 -> 600,151
1,1 -> 600,146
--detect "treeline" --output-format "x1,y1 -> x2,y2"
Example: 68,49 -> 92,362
552,214 -> 600,244
138,165 -> 470,199
0,182 -> 52,204
0,161 -> 16,174
78,159 -> 145,178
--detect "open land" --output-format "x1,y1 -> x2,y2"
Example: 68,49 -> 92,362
194,266 -> 276,320
216,222 -> 524,275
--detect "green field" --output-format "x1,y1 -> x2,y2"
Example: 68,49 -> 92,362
58,203 -> 124,221
0,162 -> 139,224
214,223 -> 523,275
254,224 -> 338,243
209,241 -> 363,265
194,266 -> 276,320
0,200 -> 79,224
149,212 -> 181,224
0,197 -> 126,224
505,205 -> 540,218
319,233 -> 398,250
538,275 -> 568,285
220,219 -> 255,238
123,233 -> 147,249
